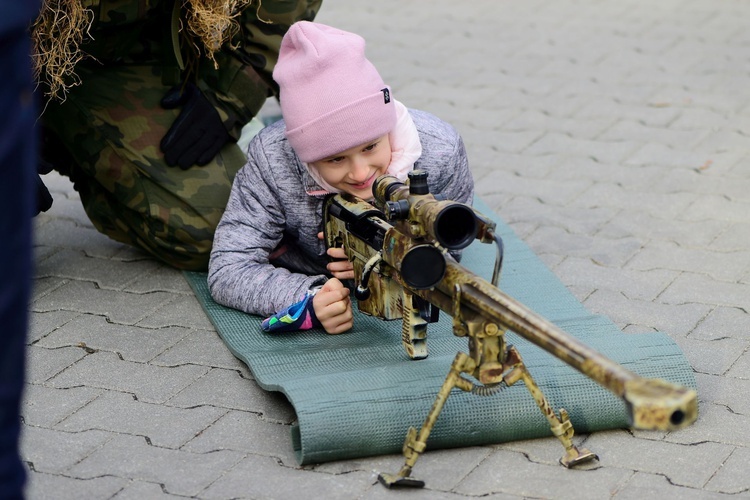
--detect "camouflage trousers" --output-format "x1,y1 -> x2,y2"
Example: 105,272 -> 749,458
42,64 -> 252,271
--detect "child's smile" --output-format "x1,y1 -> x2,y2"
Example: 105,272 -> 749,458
311,135 -> 392,199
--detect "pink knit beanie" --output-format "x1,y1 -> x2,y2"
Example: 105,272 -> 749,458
273,21 -> 397,163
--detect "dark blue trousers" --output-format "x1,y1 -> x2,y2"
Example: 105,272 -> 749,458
0,2 -> 40,498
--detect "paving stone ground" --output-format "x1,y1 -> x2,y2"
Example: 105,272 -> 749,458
24,0 -> 750,498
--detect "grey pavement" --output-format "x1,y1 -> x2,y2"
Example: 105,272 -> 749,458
24,0 -> 750,498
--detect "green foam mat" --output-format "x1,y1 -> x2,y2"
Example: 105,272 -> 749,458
184,199 -> 696,465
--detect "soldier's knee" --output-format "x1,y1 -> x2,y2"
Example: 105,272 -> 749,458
80,187 -> 217,271
152,221 -> 214,271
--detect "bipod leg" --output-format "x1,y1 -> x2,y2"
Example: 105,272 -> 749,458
503,346 -> 599,468
378,352 -> 476,488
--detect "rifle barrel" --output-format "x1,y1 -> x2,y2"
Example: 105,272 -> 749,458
404,252 -> 698,431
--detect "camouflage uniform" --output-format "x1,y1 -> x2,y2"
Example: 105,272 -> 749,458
40,0 -> 321,270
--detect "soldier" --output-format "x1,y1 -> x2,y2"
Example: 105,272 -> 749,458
32,0 -> 322,270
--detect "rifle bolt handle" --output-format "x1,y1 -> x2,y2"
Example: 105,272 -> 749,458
355,286 -> 371,301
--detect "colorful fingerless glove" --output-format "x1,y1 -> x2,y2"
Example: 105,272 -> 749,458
261,288 -> 322,333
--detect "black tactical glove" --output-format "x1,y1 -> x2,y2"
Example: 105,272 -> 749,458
35,174 -> 53,215
160,82 -> 234,170
34,157 -> 54,216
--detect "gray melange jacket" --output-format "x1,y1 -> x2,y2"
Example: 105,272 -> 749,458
208,108 -> 474,317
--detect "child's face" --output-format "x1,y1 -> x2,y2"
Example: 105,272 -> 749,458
310,135 -> 392,199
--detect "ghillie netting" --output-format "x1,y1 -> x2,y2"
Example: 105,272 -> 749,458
31,0 -> 258,101
30,0 -> 93,101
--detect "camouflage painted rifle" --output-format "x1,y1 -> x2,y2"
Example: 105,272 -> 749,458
323,170 -> 698,488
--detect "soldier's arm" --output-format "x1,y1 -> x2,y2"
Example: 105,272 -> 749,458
200,0 -> 322,140
233,0 -> 323,94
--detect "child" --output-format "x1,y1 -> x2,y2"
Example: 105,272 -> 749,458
208,21 -> 474,334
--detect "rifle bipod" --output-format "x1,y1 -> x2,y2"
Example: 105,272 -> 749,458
378,312 -> 598,488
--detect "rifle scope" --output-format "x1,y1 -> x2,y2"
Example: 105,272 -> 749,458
373,171 -> 478,251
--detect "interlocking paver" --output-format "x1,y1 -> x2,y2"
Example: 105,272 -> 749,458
667,402 -> 750,448
681,194 -> 750,222
581,289 -> 710,334
361,485 -> 513,500
123,266 -> 195,294
56,390 -> 227,449
199,454 -> 373,500
569,183 -> 698,219
583,430 -> 733,488
473,129 -> 544,155
151,329 -> 250,372
614,471 -> 736,500
672,336 -> 749,377
473,151 -> 561,180
26,345 -> 86,384
20,427 -> 113,474
31,276 -> 67,301
525,226 -> 642,268
524,133 -> 643,164
552,162 -> 665,192
555,258 -> 678,301
650,169 -> 750,204
182,410 -> 297,465
500,198 -> 617,236
111,480 -> 184,499
136,294 -> 215,330
27,309 -> 79,344
67,433 -> 245,497
476,169 -> 591,206
669,107 -> 731,130
624,142 -> 708,169
357,447 -> 493,493
34,218 -> 128,257
598,211 -> 727,246
710,221 -> 750,251
32,279 -> 176,325
35,314 -> 191,363
47,350 -> 210,403
691,306 -> 750,340
509,111 -> 618,141
704,446 -> 750,494
168,368 -> 295,423
24,470 -> 128,500
725,350 -> 750,380
21,384 -> 102,428
599,120 -> 710,149
575,101 -> 681,128
454,448 -> 632,499
35,248 -> 161,290
693,373 -> 750,415
659,273 -> 748,309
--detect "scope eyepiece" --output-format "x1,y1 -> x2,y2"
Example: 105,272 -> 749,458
373,175 -> 405,204
385,200 -> 410,221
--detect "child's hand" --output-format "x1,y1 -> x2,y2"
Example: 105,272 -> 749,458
313,278 -> 353,334
318,232 -> 355,280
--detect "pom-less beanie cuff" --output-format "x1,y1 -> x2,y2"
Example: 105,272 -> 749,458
286,87 -> 396,163
273,21 -> 397,163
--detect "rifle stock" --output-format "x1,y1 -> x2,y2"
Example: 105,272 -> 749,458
323,170 -> 697,487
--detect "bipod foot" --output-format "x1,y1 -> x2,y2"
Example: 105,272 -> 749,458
560,446 -> 599,468
378,471 -> 425,489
